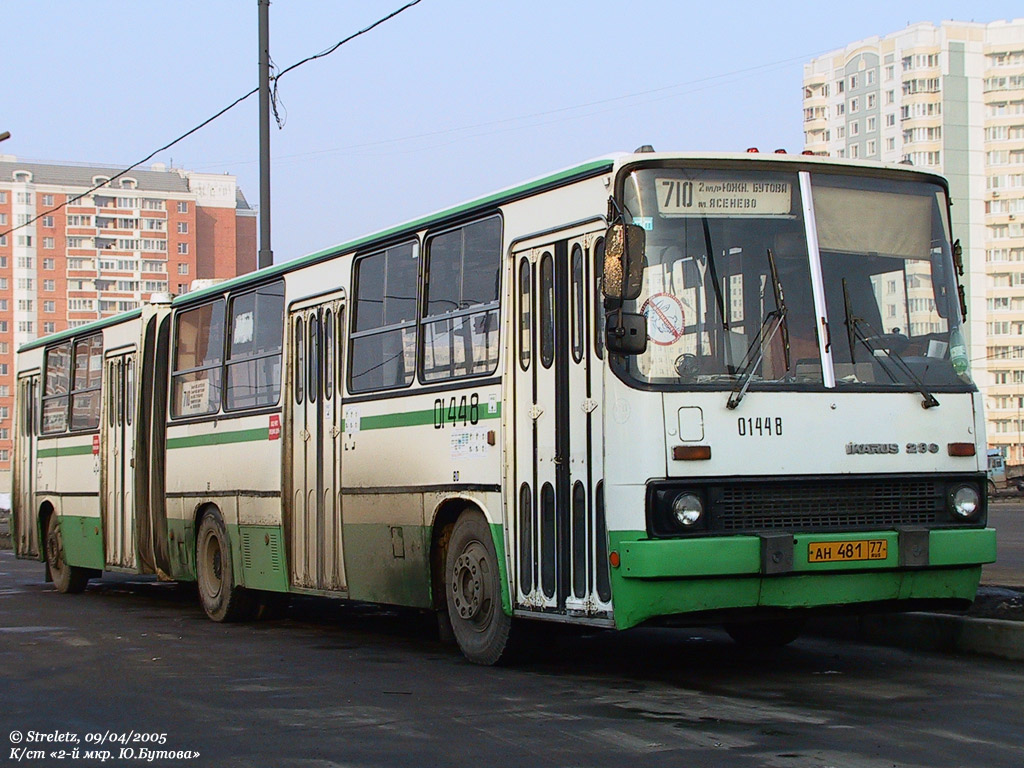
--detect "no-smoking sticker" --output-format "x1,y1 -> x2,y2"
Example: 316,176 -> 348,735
641,293 -> 686,346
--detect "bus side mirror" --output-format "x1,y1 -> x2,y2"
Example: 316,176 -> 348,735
605,312 -> 648,355
602,223 -> 645,301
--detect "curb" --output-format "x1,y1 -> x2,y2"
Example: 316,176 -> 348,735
809,612 -> 1024,661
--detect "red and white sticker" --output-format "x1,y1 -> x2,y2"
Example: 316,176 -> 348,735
269,414 -> 281,440
641,293 -> 686,346
92,434 -> 100,455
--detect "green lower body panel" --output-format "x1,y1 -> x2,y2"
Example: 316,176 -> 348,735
609,528 -> 996,630
56,515 -> 105,571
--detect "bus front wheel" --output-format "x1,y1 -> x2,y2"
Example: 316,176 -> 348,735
445,512 -> 512,665
196,509 -> 255,622
45,514 -> 89,594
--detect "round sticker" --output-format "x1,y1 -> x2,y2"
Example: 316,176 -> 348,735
641,293 -> 686,346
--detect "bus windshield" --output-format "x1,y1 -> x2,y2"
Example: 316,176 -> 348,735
616,165 -> 972,393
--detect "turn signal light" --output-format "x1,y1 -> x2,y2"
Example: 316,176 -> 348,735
609,551 -> 621,569
673,445 -> 712,461
947,442 -> 976,457
746,147 -> 759,153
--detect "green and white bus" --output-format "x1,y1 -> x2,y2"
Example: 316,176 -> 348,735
13,150 -> 996,664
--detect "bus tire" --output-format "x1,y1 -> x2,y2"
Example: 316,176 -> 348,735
445,512 -> 512,665
196,509 -> 255,622
724,617 -> 804,649
45,514 -> 90,594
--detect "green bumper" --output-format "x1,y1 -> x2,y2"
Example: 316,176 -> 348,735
609,528 -> 996,630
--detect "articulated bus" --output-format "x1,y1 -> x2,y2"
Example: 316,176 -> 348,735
13,151 -> 996,664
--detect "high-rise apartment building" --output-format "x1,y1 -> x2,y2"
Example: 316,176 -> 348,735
0,158 -> 257,487
803,18 -> 1024,462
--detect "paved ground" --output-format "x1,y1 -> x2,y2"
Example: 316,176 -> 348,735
2,550 -> 1024,768
985,499 -> 1024,588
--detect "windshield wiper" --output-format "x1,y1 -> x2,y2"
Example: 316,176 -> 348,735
842,278 -> 939,409
727,249 -> 789,409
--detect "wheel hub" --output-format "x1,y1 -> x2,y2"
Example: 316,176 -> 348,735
452,550 -> 486,621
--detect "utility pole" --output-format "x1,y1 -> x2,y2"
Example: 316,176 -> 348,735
258,0 -> 273,269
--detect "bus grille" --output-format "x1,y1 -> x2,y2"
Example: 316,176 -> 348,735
712,479 -> 943,532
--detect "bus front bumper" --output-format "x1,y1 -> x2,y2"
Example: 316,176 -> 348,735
609,528 -> 996,630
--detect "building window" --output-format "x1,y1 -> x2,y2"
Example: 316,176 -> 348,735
178,263 -> 189,275
177,201 -> 188,214
177,221 -> 188,234
851,121 -> 860,136
43,215 -> 54,228
886,113 -> 896,127
42,194 -> 54,206
178,242 -> 189,255
867,139 -> 877,155
867,116 -> 877,132
44,300 -> 56,313
866,70 -> 875,86
850,98 -> 859,113
43,322 -> 56,334
42,237 -> 54,250
867,94 -> 876,110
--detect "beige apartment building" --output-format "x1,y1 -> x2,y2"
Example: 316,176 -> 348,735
0,158 -> 257,492
803,18 -> 1024,463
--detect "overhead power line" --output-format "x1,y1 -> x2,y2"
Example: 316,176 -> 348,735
0,0 -> 423,240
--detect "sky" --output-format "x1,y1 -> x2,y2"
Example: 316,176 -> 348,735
2,1 -> 1022,263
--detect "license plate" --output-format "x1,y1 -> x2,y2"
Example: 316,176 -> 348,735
807,539 -> 888,563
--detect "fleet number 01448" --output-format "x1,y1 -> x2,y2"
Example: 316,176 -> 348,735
737,417 -> 783,436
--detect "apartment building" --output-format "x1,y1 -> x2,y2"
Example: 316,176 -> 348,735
0,158 -> 257,488
802,18 -> 1024,462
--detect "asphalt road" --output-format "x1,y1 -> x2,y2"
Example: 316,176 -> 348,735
2,550 -> 1023,768
985,499 -> 1024,587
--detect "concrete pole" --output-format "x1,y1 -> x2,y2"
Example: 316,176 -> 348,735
258,0 -> 273,269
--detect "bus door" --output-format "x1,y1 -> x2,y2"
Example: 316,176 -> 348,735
13,372 -> 40,558
287,295 -> 347,591
512,230 -> 607,615
102,350 -> 136,569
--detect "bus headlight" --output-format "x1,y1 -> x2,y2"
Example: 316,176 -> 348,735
949,485 -> 980,519
672,493 -> 704,527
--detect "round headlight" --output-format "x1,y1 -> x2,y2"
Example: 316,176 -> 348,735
672,493 -> 704,527
950,485 -> 980,519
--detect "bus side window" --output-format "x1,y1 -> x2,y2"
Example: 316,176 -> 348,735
226,281 -> 285,411
171,300 -> 225,418
422,217 -> 502,382
539,252 -> 554,369
324,309 -> 334,400
350,241 -> 418,392
519,257 -> 531,371
70,335 -> 103,431
295,316 -> 305,405
42,342 -> 71,434
593,237 -> 605,360
571,243 -> 584,363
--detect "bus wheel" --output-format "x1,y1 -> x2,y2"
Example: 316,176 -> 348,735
196,509 -> 254,622
445,513 -> 512,665
724,618 -> 804,649
45,514 -> 89,594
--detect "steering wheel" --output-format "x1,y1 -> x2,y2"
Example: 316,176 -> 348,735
674,353 -> 700,382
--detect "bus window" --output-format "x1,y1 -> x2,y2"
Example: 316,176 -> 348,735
172,300 -> 225,418
294,316 -> 304,405
324,308 -> 334,400
126,358 -> 134,426
226,281 -> 284,411
350,242 -> 418,392
571,243 -> 584,363
308,313 -> 320,404
539,252 -> 554,369
70,335 -> 103,431
41,342 -> 71,434
422,217 -> 501,382
594,237 -> 605,360
518,257 -> 531,371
